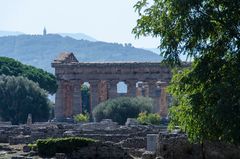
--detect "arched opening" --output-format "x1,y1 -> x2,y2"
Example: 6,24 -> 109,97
117,81 -> 127,95
81,82 -> 90,113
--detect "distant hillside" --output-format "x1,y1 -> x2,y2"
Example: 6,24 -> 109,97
0,31 -> 24,37
0,30 -> 96,41
0,34 -> 163,72
59,33 -> 96,41
143,48 -> 161,55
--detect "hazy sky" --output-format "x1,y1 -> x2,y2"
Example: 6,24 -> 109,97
0,0 -> 159,48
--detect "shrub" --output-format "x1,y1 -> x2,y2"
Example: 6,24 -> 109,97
36,137 -> 96,157
28,143 -> 37,151
93,96 -> 153,125
73,113 -> 89,122
137,112 -> 161,125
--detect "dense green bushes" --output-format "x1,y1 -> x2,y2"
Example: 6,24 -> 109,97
137,112 -> 161,125
0,75 -> 51,124
93,97 -> 153,124
73,113 -> 90,122
36,137 -> 96,157
0,57 -> 57,94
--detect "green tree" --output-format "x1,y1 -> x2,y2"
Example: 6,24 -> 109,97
93,97 -> 153,124
133,0 -> 240,146
0,75 -> 51,124
133,0 -> 239,65
0,57 -> 57,94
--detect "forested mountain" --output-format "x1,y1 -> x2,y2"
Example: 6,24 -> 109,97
0,34 -> 162,72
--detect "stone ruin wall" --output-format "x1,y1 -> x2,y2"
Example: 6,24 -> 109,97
52,52 -> 172,121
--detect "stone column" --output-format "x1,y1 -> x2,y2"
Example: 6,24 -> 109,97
63,81 -> 73,118
54,80 -> 65,121
126,80 -> 137,97
108,80 -> 118,99
89,80 -> 100,112
159,82 -> 168,118
148,80 -> 160,113
71,80 -> 83,116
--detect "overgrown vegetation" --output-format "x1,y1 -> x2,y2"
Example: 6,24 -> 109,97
73,113 -> 90,123
93,97 -> 153,124
36,137 -> 96,157
0,75 -> 51,124
0,56 -> 57,94
137,112 -> 161,125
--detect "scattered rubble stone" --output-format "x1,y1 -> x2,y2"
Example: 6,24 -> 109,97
0,120 -> 239,159
156,133 -> 240,159
142,151 -> 156,159
55,153 -> 67,159
125,118 -> 139,127
22,145 -> 31,153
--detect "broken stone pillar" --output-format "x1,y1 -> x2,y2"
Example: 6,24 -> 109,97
147,134 -> 158,152
89,80 -> 100,111
26,114 -> 32,126
72,80 -> 83,115
126,80 -> 137,97
108,80 -> 118,99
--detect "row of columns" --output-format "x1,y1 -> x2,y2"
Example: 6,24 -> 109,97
55,79 -> 168,121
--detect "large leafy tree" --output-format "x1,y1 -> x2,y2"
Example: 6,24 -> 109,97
0,75 -> 51,124
133,0 -> 240,145
0,57 -> 57,94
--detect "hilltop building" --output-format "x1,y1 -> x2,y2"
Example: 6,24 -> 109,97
43,27 -> 47,36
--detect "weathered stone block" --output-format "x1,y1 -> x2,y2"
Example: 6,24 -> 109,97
147,134 -> 158,152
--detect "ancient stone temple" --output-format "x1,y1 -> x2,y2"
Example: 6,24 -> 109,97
52,52 -> 172,121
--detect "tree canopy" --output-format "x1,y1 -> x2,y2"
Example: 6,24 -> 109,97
133,0 -> 240,65
133,0 -> 240,145
0,57 -> 57,94
0,75 -> 51,124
